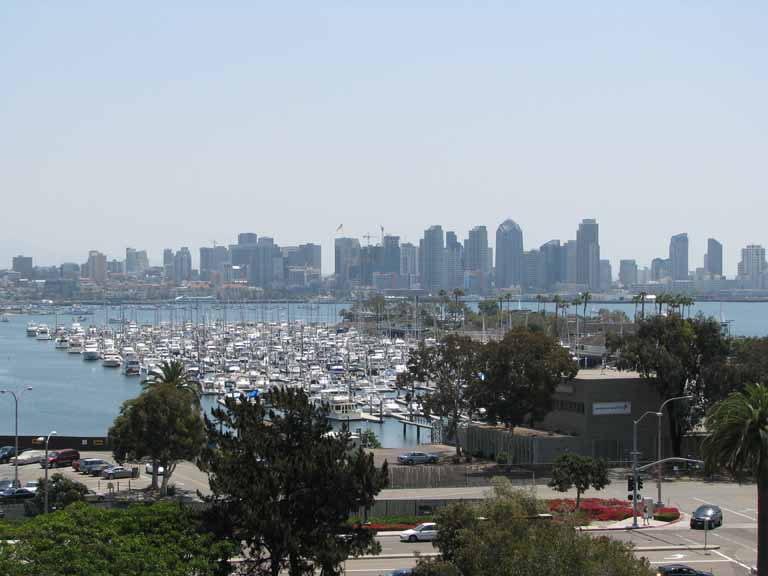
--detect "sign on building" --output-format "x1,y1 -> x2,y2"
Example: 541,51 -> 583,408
592,401 -> 631,416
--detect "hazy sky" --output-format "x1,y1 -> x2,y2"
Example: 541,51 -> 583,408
2,2 -> 766,276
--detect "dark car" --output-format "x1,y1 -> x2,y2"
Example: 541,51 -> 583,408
0,488 -> 36,503
384,571 -> 413,576
656,564 -> 714,576
690,504 -> 723,529
0,446 -> 16,464
42,448 -> 80,468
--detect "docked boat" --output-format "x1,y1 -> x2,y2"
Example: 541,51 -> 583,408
122,348 -> 140,376
35,325 -> 52,341
314,391 -> 365,421
68,335 -> 83,354
102,353 -> 122,368
26,323 -> 38,337
82,341 -> 100,361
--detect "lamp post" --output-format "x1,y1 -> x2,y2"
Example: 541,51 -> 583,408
0,386 -> 33,484
38,430 -> 57,514
656,395 -> 693,506
632,410 -> 660,529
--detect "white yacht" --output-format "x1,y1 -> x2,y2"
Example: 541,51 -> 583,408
54,335 -> 69,349
35,325 -> 52,341
26,323 -> 38,337
82,341 -> 100,361
68,335 -> 83,354
122,348 -> 140,376
314,391 -> 364,421
102,353 -> 122,368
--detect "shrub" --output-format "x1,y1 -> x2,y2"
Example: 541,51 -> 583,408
496,453 -> 508,465
653,507 -> 680,522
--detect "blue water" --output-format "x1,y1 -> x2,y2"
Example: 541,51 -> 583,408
0,304 -> 429,447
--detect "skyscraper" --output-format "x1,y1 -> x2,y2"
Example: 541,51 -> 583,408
599,259 -> 612,291
334,237 -> 361,288
669,233 -> 689,281
174,247 -> 192,284
443,231 -> 463,290
382,235 -> 401,274
400,243 -> 418,276
200,245 -> 229,282
495,219 -> 524,289
576,219 -> 600,290
12,255 -> 33,279
539,240 -> 562,290
86,251 -> 107,284
564,240 -> 578,283
619,260 -> 638,287
704,238 -> 723,277
422,225 -> 445,292
738,244 -> 766,283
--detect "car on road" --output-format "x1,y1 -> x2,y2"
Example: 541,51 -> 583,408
42,448 -> 80,468
145,462 -> 165,476
400,522 -> 439,542
24,480 -> 39,494
101,466 -> 135,480
0,479 -> 20,491
0,488 -> 36,503
397,451 -> 439,465
84,489 -> 105,503
0,446 -> 16,464
384,570 -> 413,576
689,504 -> 723,529
10,450 -> 46,466
656,565 -> 714,576
80,459 -> 111,476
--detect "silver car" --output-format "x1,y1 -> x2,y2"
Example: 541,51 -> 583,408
397,451 -> 439,465
101,466 -> 135,480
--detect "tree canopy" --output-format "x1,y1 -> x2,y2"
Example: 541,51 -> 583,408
108,383 -> 206,494
548,454 -> 610,510
27,473 -> 88,515
200,387 -> 388,576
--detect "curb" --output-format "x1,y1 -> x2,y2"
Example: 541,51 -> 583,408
634,545 -> 720,552
579,514 -> 685,532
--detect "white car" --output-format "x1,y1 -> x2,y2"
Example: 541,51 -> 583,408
399,522 -> 438,542
145,463 -> 165,476
10,450 -> 46,466
24,480 -> 39,493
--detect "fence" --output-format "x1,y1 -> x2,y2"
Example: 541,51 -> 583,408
387,463 -> 540,489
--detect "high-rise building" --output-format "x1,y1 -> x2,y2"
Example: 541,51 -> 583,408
238,233 -> 258,246
651,258 -> 671,281
539,240 -> 562,290
400,243 -> 419,276
173,247 -> 192,284
86,251 -> 107,284
200,245 -> 229,282
125,248 -> 138,274
523,250 -> 544,291
495,219 -> 524,289
12,255 -> 33,279
564,240 -> 578,283
163,248 -> 175,281
619,260 -> 638,287
334,237 -> 361,288
704,238 -> 723,277
422,225 -> 445,292
599,259 -> 612,291
443,231 -> 463,291
738,244 -> 766,283
382,235 -> 401,275
135,250 -> 149,273
464,226 -> 489,294
298,243 -> 322,270
669,233 -> 689,281
576,219 -> 600,290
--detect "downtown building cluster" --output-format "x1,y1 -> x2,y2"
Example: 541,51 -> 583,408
6,220 -> 768,301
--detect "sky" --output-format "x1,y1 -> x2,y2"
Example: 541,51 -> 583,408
1,1 -> 766,276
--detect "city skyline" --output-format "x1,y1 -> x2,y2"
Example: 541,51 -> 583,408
2,4 -> 767,277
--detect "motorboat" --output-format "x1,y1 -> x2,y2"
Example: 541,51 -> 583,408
54,335 -> 69,349
26,322 -> 38,337
102,353 -> 122,368
35,325 -> 52,341
68,336 -> 83,354
82,341 -> 100,361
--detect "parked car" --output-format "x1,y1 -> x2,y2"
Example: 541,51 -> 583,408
101,466 -> 135,480
10,450 -> 46,466
397,452 -> 439,465
145,462 -> 165,476
0,479 -> 20,491
84,489 -> 105,503
0,446 -> 16,464
690,504 -> 723,529
80,459 -> 111,476
24,480 -> 39,494
656,565 -> 714,576
42,448 -> 80,468
0,488 -> 36,503
385,571 -> 413,576
400,522 -> 439,542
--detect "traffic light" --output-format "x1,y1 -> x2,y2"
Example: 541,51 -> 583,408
638,477 -> 644,490
627,476 -> 635,492
627,493 -> 634,501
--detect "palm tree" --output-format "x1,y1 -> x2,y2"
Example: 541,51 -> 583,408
581,291 -> 592,320
142,359 -> 200,402
452,288 -> 464,330
702,383 -> 768,575
638,291 -> 647,319
553,295 -> 563,338
631,294 -> 640,321
438,289 -> 448,331
572,296 -> 583,334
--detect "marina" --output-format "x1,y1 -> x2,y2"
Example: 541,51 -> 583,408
0,303 -> 435,447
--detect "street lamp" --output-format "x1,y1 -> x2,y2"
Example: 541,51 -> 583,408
656,395 -> 693,506
37,431 -> 57,514
632,410 -> 661,529
0,386 -> 33,484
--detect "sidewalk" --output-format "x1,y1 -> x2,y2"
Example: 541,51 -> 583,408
581,512 -> 686,531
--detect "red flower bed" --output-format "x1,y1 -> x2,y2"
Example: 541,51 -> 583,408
353,523 -> 418,530
547,498 -> 633,522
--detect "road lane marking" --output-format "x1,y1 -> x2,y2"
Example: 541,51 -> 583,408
712,549 -> 754,571
708,531 -> 758,554
692,497 -> 756,521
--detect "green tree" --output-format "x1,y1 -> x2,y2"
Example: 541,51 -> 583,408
108,383 -> 206,495
406,335 -> 482,455
611,315 -> 729,456
478,299 -> 499,318
471,328 -> 578,431
0,502 -> 231,576
27,473 -> 88,515
702,383 -> 768,576
416,483 -> 651,576
548,453 -> 610,510
201,387 -> 388,576
359,429 -> 382,449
